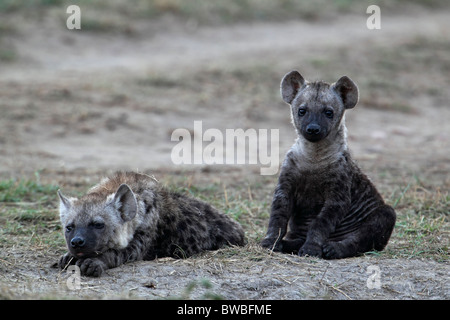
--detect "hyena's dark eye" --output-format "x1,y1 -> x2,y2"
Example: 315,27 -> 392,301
91,222 -> 105,229
298,108 -> 306,117
65,225 -> 73,232
325,109 -> 334,119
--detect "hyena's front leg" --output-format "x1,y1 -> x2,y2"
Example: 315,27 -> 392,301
261,178 -> 294,252
57,252 -> 77,270
70,249 -> 127,277
76,257 -> 107,277
76,231 -> 151,277
57,252 -> 108,277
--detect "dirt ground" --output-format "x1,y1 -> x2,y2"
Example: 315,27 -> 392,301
0,2 -> 449,300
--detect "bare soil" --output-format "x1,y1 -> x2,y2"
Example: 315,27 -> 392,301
0,4 -> 448,300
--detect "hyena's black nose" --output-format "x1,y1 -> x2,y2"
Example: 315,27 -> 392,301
70,237 -> 85,248
306,124 -> 321,135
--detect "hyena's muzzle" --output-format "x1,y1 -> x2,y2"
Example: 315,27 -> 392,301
297,106 -> 333,143
65,226 -> 102,258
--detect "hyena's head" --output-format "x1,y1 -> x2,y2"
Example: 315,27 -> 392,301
57,184 -> 137,258
280,70 -> 359,143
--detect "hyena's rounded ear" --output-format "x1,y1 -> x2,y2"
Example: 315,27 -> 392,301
57,190 -> 72,222
280,70 -> 306,104
114,184 -> 137,222
332,76 -> 359,109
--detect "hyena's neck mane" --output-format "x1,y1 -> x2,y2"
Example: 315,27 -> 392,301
88,172 -> 158,198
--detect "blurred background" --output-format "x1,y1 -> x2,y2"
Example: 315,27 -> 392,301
0,0 -> 448,189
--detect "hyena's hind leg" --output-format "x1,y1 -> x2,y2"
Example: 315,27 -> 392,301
322,205 -> 396,259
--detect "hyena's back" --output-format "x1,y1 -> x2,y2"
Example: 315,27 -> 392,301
149,190 -> 245,259
96,172 -> 245,259
87,171 -> 157,200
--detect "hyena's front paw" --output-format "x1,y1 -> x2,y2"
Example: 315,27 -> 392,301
260,237 -> 283,252
58,252 -> 77,270
298,242 -> 322,258
322,242 -> 342,259
76,258 -> 107,277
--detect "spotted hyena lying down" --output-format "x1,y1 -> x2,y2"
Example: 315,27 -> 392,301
56,171 -> 245,276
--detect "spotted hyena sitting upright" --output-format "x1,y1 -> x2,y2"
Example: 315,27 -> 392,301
57,171 -> 245,276
261,70 -> 396,259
